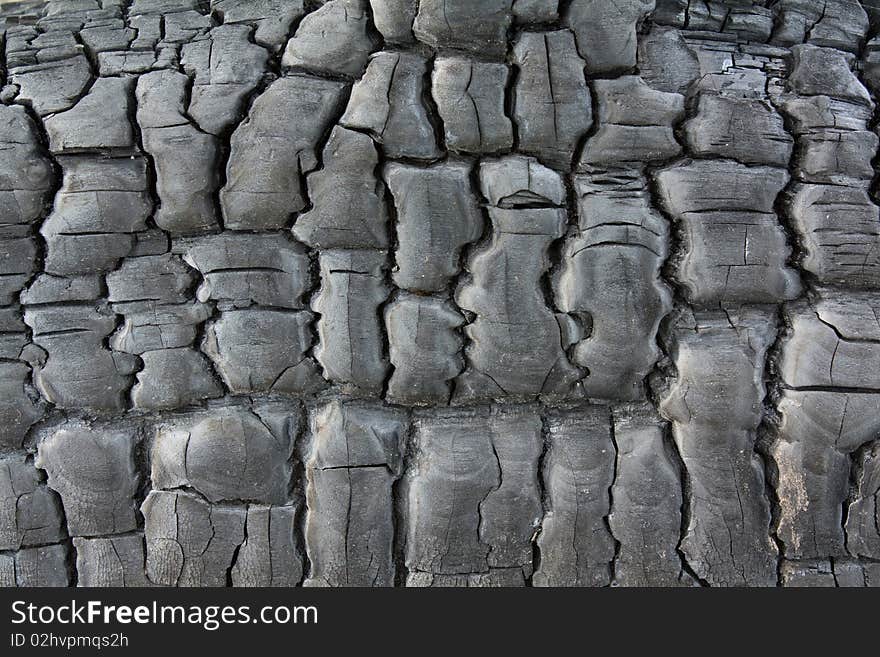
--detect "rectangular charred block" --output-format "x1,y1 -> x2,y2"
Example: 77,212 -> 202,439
314,250 -> 390,394
610,405 -> 692,587
341,51 -> 441,161
659,309 -> 779,586
82,15 -> 137,50
787,183 -> 880,289
413,0 -> 512,57
565,0 -> 654,75
0,105 -> 54,228
0,307 -> 27,359
578,76 -> 684,167
0,454 -> 66,551
479,155 -> 566,209
11,544 -> 70,587
772,390 -> 880,560
293,126 -> 388,250
404,407 -> 542,583
20,275 -> 103,308
555,174 -> 672,401
203,309 -> 321,396
40,156 -> 152,275
136,70 -> 220,235
779,295 -> 880,390
231,504 -> 302,587
24,305 -> 137,411
181,233 -> 311,310
778,88 -> 877,186
281,0 -> 376,79
455,207 -> 581,402
107,254 -> 194,306
109,302 -> 210,355
220,75 -> 347,230
654,159 -> 801,305
130,348 -> 223,411
181,24 -> 269,136
97,50 -> 161,75
384,161 -> 484,294
10,55 -> 92,117
0,362 -> 43,450
847,441 -> 880,559
369,0 -> 416,43
683,94 -> 793,167
787,45 -> 873,106
773,4 -> 869,53
142,490 -> 246,587
36,426 -> 140,537
74,534 -> 150,587
0,237 -> 38,305
304,401 -> 408,587
211,1 -> 306,52
151,406 -> 297,505
533,406 -> 615,587
512,30 -> 592,172
637,27 -> 700,95
385,294 -> 465,406
432,57 -> 513,155
44,76 -> 135,154
514,0 -> 559,23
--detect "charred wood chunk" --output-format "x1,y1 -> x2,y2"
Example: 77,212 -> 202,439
341,51 -> 441,161
384,161 -> 483,294
455,207 -> 581,401
659,309 -> 778,586
405,407 -> 542,585
565,0 -> 654,75
36,427 -> 139,537
313,250 -> 389,394
533,406 -> 616,587
151,407 -> 297,505
579,75 -> 684,167
556,174 -> 672,401
432,57 -> 513,155
221,75 -> 347,230
0,454 -> 65,551
282,0 -> 377,79
385,294 -> 464,406
655,160 -> 801,304
74,534 -> 150,587
294,126 -> 389,250
512,30 -> 592,172
611,406 -> 693,586
304,401 -> 407,587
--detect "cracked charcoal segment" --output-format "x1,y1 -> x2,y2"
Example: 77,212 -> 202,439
304,401 -> 407,587
512,29 -> 592,172
151,407 -> 296,505
404,407 -> 542,585
36,427 -> 139,537
384,160 -> 483,293
555,174 -> 672,401
659,310 -> 779,587
340,50 -> 441,161
3,0 -> 880,588
281,0 -> 377,79
220,75 -> 347,230
313,250 -> 389,394
532,407 -> 616,587
454,204 -> 581,401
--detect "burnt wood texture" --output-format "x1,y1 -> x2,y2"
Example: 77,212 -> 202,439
1,0 -> 880,587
